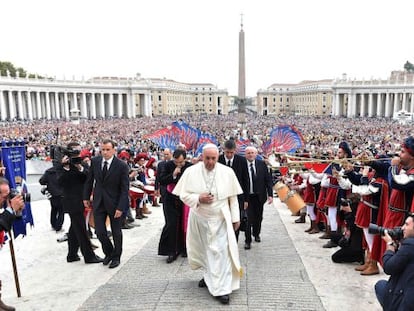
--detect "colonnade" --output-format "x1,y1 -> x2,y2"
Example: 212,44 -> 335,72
332,87 -> 414,118
0,77 -> 152,121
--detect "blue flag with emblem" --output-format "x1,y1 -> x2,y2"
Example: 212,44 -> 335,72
1,140 -> 34,238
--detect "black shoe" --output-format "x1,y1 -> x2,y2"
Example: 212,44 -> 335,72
216,295 -> 230,304
322,240 -> 338,248
67,255 -> 81,263
121,222 -> 134,229
109,259 -> 120,269
254,236 -> 261,242
126,217 -> 135,223
166,254 -> 177,263
85,255 -> 104,264
198,278 -> 207,288
102,256 -> 112,266
244,243 -> 251,250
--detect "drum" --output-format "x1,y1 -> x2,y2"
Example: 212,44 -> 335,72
274,182 -> 305,214
129,187 -> 144,199
144,185 -> 155,195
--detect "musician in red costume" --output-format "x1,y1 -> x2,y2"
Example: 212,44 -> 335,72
302,170 -> 323,234
339,156 -> 390,275
321,142 -> 352,248
375,136 -> 414,264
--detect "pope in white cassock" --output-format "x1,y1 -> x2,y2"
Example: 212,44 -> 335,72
172,143 -> 243,305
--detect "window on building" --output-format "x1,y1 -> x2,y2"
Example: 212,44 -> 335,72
158,95 -> 162,101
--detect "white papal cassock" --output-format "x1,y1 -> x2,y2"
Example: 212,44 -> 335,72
173,162 -> 243,296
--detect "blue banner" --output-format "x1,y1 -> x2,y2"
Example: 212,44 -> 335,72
1,140 -> 34,238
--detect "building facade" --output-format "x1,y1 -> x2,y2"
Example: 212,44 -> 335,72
0,75 -> 229,121
332,71 -> 414,118
256,80 -> 333,116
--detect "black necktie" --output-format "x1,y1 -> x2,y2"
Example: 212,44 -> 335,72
102,161 -> 108,178
250,162 -> 256,193
227,160 -> 231,167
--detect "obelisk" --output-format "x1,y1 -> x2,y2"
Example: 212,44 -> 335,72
238,14 -> 246,125
238,14 -> 245,100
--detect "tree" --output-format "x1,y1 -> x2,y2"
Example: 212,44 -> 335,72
0,61 -> 44,78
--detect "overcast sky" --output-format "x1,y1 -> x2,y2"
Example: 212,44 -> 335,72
1,0 -> 413,97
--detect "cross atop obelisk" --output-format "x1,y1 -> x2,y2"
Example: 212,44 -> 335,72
238,13 -> 245,100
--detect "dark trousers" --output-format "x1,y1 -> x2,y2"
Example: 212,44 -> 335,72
94,206 -> 123,261
246,194 -> 264,243
50,196 -> 64,231
67,211 -> 95,261
158,197 -> 184,256
234,195 -> 247,242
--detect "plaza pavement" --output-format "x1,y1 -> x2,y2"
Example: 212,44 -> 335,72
0,198 -> 383,310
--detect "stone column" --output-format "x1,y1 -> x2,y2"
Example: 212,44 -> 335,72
410,92 -> 414,113
393,93 -> 399,118
91,93 -> 97,119
368,93 -> 374,117
81,93 -> 87,118
117,93 -> 123,117
0,90 -> 6,121
17,91 -> 24,119
8,91 -> 16,120
402,92 -> 407,111
376,93 -> 382,117
108,93 -> 114,117
45,92 -> 51,120
385,92 -> 391,118
36,91 -> 42,119
64,92 -> 70,119
26,91 -> 33,120
360,93 -> 366,117
100,93 -> 105,118
54,92 -> 60,119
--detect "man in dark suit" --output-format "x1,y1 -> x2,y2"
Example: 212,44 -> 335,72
244,146 -> 273,250
57,142 -> 103,264
39,165 -> 64,232
155,148 -> 172,209
83,139 -> 130,269
0,176 -> 24,311
158,148 -> 192,263
218,139 -> 249,242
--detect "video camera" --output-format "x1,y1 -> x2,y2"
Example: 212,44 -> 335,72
368,223 -> 403,241
50,145 -> 82,165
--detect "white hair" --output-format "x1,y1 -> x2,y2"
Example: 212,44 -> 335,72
202,143 -> 219,153
245,146 -> 258,153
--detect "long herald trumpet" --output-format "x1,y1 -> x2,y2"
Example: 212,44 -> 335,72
284,154 -> 391,165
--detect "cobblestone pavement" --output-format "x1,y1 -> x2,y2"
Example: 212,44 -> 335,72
79,202 -> 324,311
1,198 -> 383,310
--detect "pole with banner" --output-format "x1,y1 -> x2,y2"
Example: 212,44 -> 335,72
0,140 -> 34,297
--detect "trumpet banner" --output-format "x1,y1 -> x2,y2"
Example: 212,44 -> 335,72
262,125 -> 305,156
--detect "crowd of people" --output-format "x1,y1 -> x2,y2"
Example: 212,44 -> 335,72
0,115 -> 411,161
1,114 -> 414,308
283,136 -> 414,310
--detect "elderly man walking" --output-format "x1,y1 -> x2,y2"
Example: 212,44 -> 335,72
173,143 -> 243,305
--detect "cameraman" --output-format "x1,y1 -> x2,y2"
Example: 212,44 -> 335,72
375,215 -> 414,310
39,165 -> 64,232
56,142 -> 102,264
0,177 -> 24,311
331,194 -> 364,264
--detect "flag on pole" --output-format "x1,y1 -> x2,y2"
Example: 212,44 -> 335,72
1,140 -> 34,238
